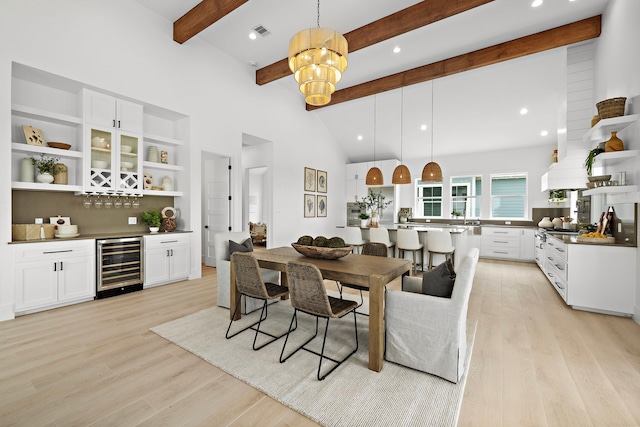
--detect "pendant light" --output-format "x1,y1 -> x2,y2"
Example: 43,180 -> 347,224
422,81 -> 443,182
392,88 -> 412,184
366,95 -> 383,186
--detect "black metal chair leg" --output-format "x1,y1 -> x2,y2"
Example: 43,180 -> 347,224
227,297 -> 295,350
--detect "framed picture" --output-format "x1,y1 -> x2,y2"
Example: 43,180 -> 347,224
304,167 -> 316,192
22,125 -> 45,146
304,194 -> 316,217
317,170 -> 327,193
317,195 -> 327,217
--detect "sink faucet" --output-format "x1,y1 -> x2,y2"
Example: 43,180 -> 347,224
463,209 -> 467,225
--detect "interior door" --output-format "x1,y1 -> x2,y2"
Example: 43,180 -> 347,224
203,155 -> 231,267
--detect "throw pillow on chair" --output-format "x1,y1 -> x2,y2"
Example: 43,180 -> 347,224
421,259 -> 456,298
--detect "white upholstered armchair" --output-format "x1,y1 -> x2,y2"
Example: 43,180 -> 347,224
384,247 -> 479,383
214,231 -> 280,314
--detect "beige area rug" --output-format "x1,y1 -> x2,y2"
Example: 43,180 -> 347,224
151,295 -> 476,427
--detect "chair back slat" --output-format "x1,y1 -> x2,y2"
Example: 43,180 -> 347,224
362,242 -> 388,257
286,261 -> 333,317
231,252 -> 269,299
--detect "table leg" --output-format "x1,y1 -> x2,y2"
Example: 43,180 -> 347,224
280,272 -> 289,300
229,259 -> 241,321
368,275 -> 384,372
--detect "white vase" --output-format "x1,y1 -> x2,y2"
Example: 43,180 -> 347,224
36,172 -> 54,184
360,219 -> 369,228
149,226 -> 159,233
148,146 -> 159,163
161,176 -> 173,191
20,157 -> 34,182
538,217 -> 552,228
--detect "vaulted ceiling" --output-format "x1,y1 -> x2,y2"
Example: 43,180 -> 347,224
136,0 -> 610,162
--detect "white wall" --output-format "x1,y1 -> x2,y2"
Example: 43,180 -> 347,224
0,0 -> 346,320
594,0 -> 640,323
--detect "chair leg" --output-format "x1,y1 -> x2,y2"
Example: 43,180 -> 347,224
336,282 -> 364,311
428,252 -> 433,270
227,297 -> 295,350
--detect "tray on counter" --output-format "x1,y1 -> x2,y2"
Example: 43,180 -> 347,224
576,236 -> 615,244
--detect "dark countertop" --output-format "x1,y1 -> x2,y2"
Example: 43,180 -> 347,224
546,232 -> 635,247
9,230 -> 193,245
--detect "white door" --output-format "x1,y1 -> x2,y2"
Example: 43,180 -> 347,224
203,155 -> 231,267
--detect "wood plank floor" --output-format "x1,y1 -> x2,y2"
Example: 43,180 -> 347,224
1,259 -> 639,426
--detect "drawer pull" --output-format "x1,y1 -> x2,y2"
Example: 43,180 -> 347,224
161,240 -> 178,244
43,250 -> 73,254
494,251 -> 509,254
494,240 -> 509,244
554,281 -> 565,290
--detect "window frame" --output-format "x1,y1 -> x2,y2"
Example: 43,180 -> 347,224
415,179 -> 443,218
450,175 -> 482,219
489,172 -> 528,220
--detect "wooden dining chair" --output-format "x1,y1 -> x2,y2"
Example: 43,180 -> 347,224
337,242 -> 387,311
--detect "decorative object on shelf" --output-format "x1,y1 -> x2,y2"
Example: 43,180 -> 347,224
288,0 -> 348,106
151,185 -> 164,191
422,81 -> 443,182
144,173 -> 153,189
538,217 -> 553,228
22,125 -> 45,146
393,88 -> 411,184
552,217 -> 563,228
304,167 -> 316,192
591,115 -> 600,127
120,145 -> 132,153
366,95 -> 383,186
595,97 -> 626,119
618,171 -> 626,186
161,206 -> 177,232
161,176 -> 173,191
53,163 -> 68,185
91,136 -> 109,149
20,157 -> 34,182
398,207 -> 412,223
552,149 -> 558,163
604,131 -> 624,152
548,190 -> 565,205
91,160 -> 108,169
370,210 -> 379,228
148,145 -> 159,162
141,209 -> 162,233
120,161 -> 134,171
317,195 -> 327,217
304,193 -> 315,217
30,153 -> 61,184
161,150 -> 168,164
317,170 -> 327,193
47,142 -> 71,150
358,212 -> 370,227
36,172 -> 54,184
584,145 -> 605,176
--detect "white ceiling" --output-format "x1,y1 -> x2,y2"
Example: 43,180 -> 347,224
135,0 -> 610,162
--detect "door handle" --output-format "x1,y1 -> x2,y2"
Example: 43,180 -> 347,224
60,261 -> 63,271
204,225 -> 209,229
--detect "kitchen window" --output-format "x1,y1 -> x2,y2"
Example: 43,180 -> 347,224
416,180 -> 442,217
490,173 -> 527,219
451,175 -> 482,219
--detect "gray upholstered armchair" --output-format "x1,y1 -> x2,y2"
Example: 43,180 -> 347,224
384,247 -> 479,383
214,231 -> 279,314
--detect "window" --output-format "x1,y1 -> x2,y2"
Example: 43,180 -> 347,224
451,176 -> 482,219
490,173 -> 527,219
416,180 -> 443,217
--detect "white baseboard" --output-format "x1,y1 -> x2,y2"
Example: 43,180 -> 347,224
0,303 -> 15,322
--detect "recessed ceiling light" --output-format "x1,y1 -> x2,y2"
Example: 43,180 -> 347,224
248,32 -> 257,40
420,124 -> 427,131
531,0 -> 543,7
357,135 -> 363,141
541,130 -> 549,136
393,46 -> 401,54
520,107 -> 528,115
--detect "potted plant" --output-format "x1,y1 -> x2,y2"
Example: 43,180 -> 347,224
584,145 -> 605,177
358,212 -> 370,227
141,209 -> 162,233
29,153 -> 60,184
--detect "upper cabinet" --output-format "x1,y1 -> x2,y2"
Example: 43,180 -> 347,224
83,90 -> 143,133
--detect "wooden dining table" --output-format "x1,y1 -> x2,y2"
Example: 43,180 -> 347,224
229,246 -> 412,372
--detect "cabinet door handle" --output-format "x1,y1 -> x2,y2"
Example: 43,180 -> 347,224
53,262 -> 57,272
118,120 -> 121,128
170,249 -> 174,256
44,250 -> 73,254
166,250 -> 170,257
161,240 -> 178,244
113,119 -> 116,128
494,240 -> 509,244
60,261 -> 63,271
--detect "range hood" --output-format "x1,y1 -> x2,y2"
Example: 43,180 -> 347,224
541,150 -> 588,192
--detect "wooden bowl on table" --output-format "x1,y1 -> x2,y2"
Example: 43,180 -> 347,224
291,243 -> 353,260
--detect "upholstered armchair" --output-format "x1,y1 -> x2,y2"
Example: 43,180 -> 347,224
384,247 -> 479,383
214,231 -> 279,314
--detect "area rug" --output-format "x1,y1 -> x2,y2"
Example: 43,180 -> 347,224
151,296 -> 476,427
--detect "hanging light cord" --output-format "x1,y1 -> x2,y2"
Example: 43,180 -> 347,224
400,88 -> 404,163
430,81 -> 434,162
373,95 -> 377,166
317,0 -> 320,27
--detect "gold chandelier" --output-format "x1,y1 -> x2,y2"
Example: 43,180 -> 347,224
288,0 -> 348,106
422,81 -> 443,182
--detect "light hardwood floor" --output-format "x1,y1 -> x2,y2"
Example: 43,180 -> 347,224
1,259 -> 639,426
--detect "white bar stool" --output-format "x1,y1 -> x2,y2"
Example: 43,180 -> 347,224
344,226 -> 367,254
426,230 -> 455,270
368,227 -> 396,257
396,228 -> 424,274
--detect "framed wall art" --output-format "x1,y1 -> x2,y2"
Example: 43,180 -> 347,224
317,195 -> 327,217
317,170 -> 327,193
304,167 -> 316,192
22,125 -> 45,146
304,194 -> 316,217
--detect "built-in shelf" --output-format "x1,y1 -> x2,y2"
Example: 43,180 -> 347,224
593,150 -> 638,167
12,142 -> 83,159
11,104 -> 82,126
583,114 -> 640,142
12,182 -> 83,192
143,161 -> 183,171
144,133 -> 183,146
583,184 -> 638,196
142,189 -> 183,197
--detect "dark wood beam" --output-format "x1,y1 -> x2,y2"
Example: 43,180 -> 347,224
174,0 -> 248,44
256,0 -> 494,85
307,15 -> 602,111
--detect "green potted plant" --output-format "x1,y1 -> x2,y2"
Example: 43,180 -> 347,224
584,145 -> 605,177
29,153 -> 60,184
141,209 -> 162,233
358,211 -> 370,227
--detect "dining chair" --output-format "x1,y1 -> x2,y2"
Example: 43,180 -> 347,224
337,242 -> 387,311
280,260 -> 359,381
368,227 -> 396,257
396,228 -> 424,274
426,230 -> 455,270
344,226 -> 367,254
226,252 -> 294,350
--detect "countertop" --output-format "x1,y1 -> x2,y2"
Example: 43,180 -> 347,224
546,232 -> 635,247
9,230 -> 193,244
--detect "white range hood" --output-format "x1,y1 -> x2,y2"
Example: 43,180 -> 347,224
541,150 -> 588,192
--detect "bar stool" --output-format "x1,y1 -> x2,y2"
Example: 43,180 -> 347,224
426,230 -> 455,270
368,227 -> 396,257
396,228 -> 424,274
344,226 -> 367,254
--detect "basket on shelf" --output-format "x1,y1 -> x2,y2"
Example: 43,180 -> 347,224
595,97 -> 626,119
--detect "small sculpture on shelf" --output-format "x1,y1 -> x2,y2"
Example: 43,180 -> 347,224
161,207 -> 177,232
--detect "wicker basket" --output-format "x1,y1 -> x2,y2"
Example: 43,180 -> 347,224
12,224 -> 55,241
291,243 -> 353,260
596,97 -> 626,119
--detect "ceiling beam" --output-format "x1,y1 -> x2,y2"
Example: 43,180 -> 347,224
174,0 -> 249,44
307,15 -> 601,111
255,0 -> 494,86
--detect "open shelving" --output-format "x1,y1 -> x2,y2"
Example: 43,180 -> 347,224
583,114 -> 639,142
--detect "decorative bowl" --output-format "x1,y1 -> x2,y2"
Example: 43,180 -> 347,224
291,243 -> 353,260
121,161 -> 134,170
121,145 -> 133,153
588,174 -> 611,182
91,160 -> 108,169
47,142 -> 71,150
91,137 -> 108,149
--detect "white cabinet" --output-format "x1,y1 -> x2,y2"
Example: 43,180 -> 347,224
543,236 -> 568,301
83,89 -> 144,194
144,234 -> 191,287
345,160 -> 399,203
520,228 -> 535,261
480,227 -> 534,261
13,239 -> 95,314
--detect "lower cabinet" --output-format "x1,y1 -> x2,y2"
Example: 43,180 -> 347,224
144,233 -> 191,288
14,240 -> 95,314
480,227 -> 534,262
